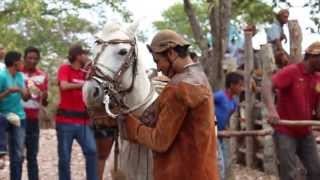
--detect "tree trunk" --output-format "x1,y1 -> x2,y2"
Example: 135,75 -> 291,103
207,0 -> 232,91
182,0 -> 232,91
183,0 -> 208,51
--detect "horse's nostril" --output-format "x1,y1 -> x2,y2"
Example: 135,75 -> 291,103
93,87 -> 100,97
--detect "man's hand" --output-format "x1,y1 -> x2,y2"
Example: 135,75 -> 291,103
280,34 -> 287,43
267,110 -> 280,125
7,87 -> 21,93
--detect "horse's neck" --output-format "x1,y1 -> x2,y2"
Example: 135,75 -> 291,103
123,69 -> 158,116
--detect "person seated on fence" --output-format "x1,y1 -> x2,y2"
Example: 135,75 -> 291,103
0,51 -> 30,179
266,9 -> 290,69
214,72 -> 244,180
119,29 -> 219,180
21,46 -> 49,180
263,41 -> 320,180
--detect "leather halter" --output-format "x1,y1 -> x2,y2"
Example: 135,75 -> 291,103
87,38 -> 142,117
90,38 -> 138,94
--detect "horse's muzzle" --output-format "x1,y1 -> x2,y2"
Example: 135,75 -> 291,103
82,80 -> 105,108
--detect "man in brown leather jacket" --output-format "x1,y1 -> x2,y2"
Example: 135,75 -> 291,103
121,29 -> 219,180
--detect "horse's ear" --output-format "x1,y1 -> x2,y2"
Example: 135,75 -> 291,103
126,21 -> 140,38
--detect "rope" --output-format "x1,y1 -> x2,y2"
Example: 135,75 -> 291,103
114,129 -> 119,172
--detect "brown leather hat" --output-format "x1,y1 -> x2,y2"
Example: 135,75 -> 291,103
149,29 -> 190,53
305,41 -> 320,55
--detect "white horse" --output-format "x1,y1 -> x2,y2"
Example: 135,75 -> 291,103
82,22 -> 158,180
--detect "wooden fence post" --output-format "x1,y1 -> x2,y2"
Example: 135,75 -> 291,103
260,44 -> 279,175
244,30 -> 255,168
288,20 -> 303,63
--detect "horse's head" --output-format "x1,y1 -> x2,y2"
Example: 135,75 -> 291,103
83,21 -> 154,119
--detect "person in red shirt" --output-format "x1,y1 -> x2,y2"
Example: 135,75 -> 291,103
263,41 -> 320,180
22,46 -> 48,180
56,44 -> 98,180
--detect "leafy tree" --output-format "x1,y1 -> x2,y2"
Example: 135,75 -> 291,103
154,0 -> 274,90
154,0 -> 274,51
0,0 -> 131,119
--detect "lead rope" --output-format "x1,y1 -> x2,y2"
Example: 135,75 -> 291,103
114,129 -> 120,173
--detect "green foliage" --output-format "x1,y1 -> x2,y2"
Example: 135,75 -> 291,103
154,0 -> 274,49
0,0 -> 130,117
232,0 -> 274,24
153,1 -> 209,49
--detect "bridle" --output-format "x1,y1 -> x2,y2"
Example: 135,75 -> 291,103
86,37 -> 155,118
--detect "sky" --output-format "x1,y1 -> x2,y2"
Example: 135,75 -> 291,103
81,0 -> 320,58
124,0 -> 319,51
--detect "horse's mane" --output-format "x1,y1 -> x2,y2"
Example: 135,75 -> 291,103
96,22 -> 128,39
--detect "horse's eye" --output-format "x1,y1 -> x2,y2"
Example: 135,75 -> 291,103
118,49 -> 128,56
95,40 -> 103,45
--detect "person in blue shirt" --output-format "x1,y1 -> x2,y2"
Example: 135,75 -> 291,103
0,51 -> 30,180
214,72 -> 244,180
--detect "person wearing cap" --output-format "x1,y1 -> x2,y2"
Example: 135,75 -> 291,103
56,44 -> 98,180
120,29 -> 219,180
21,46 -> 48,180
266,9 -> 290,68
0,51 -> 30,180
263,41 -> 320,180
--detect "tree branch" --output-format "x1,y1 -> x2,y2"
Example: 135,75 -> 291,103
183,0 -> 208,51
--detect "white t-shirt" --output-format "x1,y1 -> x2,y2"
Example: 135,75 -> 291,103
0,61 -> 5,70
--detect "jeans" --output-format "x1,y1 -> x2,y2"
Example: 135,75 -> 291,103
218,138 -> 230,180
0,114 -> 7,155
25,120 -> 40,180
274,132 -> 320,180
56,123 -> 98,180
8,120 -> 26,180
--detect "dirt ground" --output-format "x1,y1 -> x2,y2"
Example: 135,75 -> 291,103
0,129 -> 277,180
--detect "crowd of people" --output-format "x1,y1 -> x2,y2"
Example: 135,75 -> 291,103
0,7 -> 320,180
0,44 -> 99,180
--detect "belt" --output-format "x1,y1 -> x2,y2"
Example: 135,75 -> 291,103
57,108 -> 89,119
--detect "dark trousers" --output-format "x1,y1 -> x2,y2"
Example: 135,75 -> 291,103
25,120 -> 40,180
8,120 -> 26,180
274,132 -> 320,180
56,123 -> 98,180
0,114 -> 7,154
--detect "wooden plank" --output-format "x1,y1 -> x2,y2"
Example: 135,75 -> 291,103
229,113 -> 240,164
272,120 -> 320,126
288,20 -> 303,63
244,30 -> 255,168
218,129 -> 273,138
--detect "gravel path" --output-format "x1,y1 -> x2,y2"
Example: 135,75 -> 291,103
0,129 -> 277,180
0,129 -> 90,180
